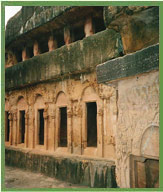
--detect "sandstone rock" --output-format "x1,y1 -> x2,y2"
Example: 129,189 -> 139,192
104,6 -> 159,53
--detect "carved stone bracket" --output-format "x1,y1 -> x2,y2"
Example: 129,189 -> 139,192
67,107 -> 73,118
43,104 -> 49,119
43,112 -> 49,119
99,84 -> 114,99
72,103 -> 82,117
109,136 -> 116,146
50,115 -> 55,119
97,108 -> 103,116
25,109 -> 29,120
13,111 -> 17,121
8,113 -> 13,121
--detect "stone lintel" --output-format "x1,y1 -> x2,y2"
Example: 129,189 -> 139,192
96,44 -> 159,84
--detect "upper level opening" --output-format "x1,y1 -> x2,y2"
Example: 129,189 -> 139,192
5,6 -> 106,68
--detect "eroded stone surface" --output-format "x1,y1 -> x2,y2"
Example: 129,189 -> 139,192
116,71 -> 159,187
5,166 -> 88,189
96,44 -> 159,83
104,6 -> 159,53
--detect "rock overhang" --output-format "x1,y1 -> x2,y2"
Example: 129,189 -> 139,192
5,6 -> 104,49
5,29 -> 123,91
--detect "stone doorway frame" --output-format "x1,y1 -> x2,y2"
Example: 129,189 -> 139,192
17,97 -> 28,148
34,95 -> 46,150
55,91 -> 70,153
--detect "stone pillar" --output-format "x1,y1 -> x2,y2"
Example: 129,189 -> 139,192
33,41 -> 40,56
50,114 -> 55,151
46,103 -> 55,151
6,51 -> 17,68
43,106 -> 49,150
84,17 -> 94,37
64,26 -> 72,45
8,113 -> 13,145
81,103 -> 86,154
67,106 -> 73,153
97,107 -> 104,157
22,47 -> 29,61
48,36 -> 57,51
55,107 -> 60,150
13,111 -> 17,146
72,102 -> 82,155
28,105 -> 35,149
24,110 -> 29,148
77,106 -> 82,155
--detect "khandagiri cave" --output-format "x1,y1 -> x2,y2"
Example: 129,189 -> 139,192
5,6 -> 159,188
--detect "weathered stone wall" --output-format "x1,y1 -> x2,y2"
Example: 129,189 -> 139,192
5,147 -> 117,188
5,72 -> 117,160
115,70 -> 159,187
96,43 -> 159,187
96,44 -> 159,83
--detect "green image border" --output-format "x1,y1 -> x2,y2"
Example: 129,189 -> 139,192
1,1 -> 163,191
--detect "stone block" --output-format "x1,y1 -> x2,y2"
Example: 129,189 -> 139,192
96,44 -> 159,83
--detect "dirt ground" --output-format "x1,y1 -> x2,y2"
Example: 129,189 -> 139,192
5,166 -> 89,189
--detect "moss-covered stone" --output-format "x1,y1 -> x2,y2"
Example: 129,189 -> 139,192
96,44 -> 159,83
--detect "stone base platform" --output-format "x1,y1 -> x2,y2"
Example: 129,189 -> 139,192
5,146 -> 117,188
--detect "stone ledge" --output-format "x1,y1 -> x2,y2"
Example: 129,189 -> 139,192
5,29 -> 123,91
96,43 -> 159,83
5,147 -> 117,188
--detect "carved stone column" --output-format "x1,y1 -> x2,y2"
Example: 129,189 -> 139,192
55,107 -> 60,149
81,103 -> 86,154
64,26 -> 73,45
6,50 -> 17,68
74,103 -> 83,155
48,36 -> 57,51
28,105 -> 35,149
22,47 -> 29,61
84,17 -> 94,37
33,41 -> 40,56
97,107 -> 104,157
13,111 -> 17,146
8,113 -> 13,145
24,110 -> 29,148
43,106 -> 49,150
50,113 -> 55,151
67,106 -> 73,153
99,84 -> 115,157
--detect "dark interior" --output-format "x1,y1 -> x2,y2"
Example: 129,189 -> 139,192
86,102 -> 97,147
5,111 -> 10,142
59,107 -> 67,147
20,110 -> 25,143
38,109 -> 44,145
